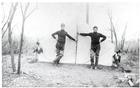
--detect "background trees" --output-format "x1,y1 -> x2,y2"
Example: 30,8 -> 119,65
1,2 -> 36,74
17,3 -> 36,74
1,3 -> 18,72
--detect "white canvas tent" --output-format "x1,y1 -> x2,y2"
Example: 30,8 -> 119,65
37,24 -> 115,66
38,33 -> 115,66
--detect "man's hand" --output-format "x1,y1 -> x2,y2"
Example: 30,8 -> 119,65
75,39 -> 78,42
55,38 -> 58,41
53,37 -> 58,41
99,40 -> 103,43
77,32 -> 80,35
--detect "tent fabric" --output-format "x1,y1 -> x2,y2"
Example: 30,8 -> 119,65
37,25 -> 115,66
98,40 -> 115,66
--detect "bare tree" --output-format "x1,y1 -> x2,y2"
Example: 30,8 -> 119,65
110,25 -> 114,43
120,24 -> 127,51
2,3 -> 18,72
108,11 -> 118,49
1,3 -> 16,53
107,10 -> 113,43
2,3 -> 14,38
17,3 -> 37,74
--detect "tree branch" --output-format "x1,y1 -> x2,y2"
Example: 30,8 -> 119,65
9,3 -> 18,23
2,3 -> 13,31
108,10 -> 118,47
2,24 -> 8,38
24,3 -> 30,17
2,21 -> 8,31
1,2 -> 5,23
20,3 -> 24,17
25,5 -> 37,19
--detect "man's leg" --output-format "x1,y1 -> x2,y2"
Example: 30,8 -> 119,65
90,49 -> 95,69
112,61 -> 117,68
95,55 -> 99,67
56,43 -> 64,64
116,60 -> 120,68
54,42 -> 64,64
95,45 -> 100,67
53,49 -> 64,64
53,49 -> 59,64
56,50 -> 64,64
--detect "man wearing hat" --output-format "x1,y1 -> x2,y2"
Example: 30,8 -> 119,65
78,26 -> 106,69
52,23 -> 77,65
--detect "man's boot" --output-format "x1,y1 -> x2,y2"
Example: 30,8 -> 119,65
56,56 -> 62,64
53,55 -> 59,64
95,56 -> 99,69
54,55 -> 63,65
90,58 -> 95,69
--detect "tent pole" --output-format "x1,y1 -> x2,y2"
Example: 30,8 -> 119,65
75,3 -> 89,64
75,24 -> 78,64
86,3 -> 89,25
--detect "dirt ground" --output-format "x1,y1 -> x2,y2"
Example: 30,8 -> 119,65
2,53 -> 139,87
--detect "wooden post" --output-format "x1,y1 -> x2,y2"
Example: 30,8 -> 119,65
75,24 -> 78,64
86,3 -> 89,25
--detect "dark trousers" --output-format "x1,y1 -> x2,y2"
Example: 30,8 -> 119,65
112,54 -> 121,67
90,44 -> 100,68
53,42 -> 64,64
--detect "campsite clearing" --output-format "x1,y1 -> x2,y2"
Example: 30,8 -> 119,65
2,53 -> 139,87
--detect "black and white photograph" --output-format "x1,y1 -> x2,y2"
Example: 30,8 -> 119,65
1,0 -> 140,87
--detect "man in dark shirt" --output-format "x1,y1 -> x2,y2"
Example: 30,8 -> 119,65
52,23 -> 76,64
78,26 -> 106,69
112,50 -> 121,68
33,41 -> 43,54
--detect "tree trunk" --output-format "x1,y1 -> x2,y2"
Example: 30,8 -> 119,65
17,19 -> 25,74
7,3 -> 18,72
17,3 -> 36,74
112,23 -> 118,49
8,23 -> 16,72
120,24 -> 127,51
108,13 -> 118,49
110,28 -> 113,43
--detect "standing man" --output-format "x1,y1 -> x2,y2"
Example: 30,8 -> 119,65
78,26 -> 106,69
52,23 -> 77,65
